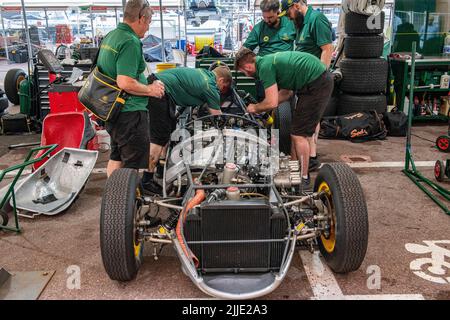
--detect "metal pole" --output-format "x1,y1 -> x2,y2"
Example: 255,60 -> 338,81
183,0 -> 188,67
44,8 -> 49,42
122,0 -> 127,10
178,8 -> 181,50
20,0 -> 33,74
405,41 -> 416,171
115,7 -> 119,26
159,0 -> 166,62
0,9 -> 10,62
90,12 -> 95,44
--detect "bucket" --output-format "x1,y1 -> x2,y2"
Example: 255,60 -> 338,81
156,63 -> 176,73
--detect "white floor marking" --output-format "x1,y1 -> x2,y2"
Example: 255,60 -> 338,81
299,251 -> 426,300
405,241 -> 450,285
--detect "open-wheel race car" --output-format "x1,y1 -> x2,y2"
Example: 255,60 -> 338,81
99,87 -> 369,299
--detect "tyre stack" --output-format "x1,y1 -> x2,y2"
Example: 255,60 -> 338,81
337,11 -> 388,116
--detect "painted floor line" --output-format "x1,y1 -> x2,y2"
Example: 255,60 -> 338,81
299,251 -> 426,300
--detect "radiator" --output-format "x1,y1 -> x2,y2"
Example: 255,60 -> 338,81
184,200 -> 288,273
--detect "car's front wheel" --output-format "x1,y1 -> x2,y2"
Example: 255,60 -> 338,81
100,169 -> 144,281
314,163 -> 369,273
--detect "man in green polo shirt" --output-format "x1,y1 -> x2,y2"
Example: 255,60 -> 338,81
235,48 -> 333,191
97,0 -> 165,177
281,0 -> 334,172
243,0 -> 296,56
141,66 -> 232,195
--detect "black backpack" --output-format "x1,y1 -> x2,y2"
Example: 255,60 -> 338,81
383,111 -> 408,137
320,110 -> 387,143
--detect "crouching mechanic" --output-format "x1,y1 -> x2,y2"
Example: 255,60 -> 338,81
235,48 -> 333,190
142,66 -> 233,195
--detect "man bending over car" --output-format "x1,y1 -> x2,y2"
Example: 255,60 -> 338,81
234,48 -> 333,191
142,66 -> 232,195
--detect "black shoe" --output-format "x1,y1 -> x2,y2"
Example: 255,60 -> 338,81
309,157 -> 321,172
301,176 -> 312,193
142,179 -> 163,196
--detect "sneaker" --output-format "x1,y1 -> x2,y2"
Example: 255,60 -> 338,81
142,179 -> 163,196
308,157 -> 321,172
301,176 -> 312,193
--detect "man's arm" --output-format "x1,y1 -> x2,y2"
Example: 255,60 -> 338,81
320,43 -> 334,69
247,83 -> 279,113
208,108 -> 222,115
117,75 -> 165,97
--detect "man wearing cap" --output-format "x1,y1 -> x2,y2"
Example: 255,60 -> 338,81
235,48 -> 333,191
243,0 -> 296,57
280,0 -> 334,172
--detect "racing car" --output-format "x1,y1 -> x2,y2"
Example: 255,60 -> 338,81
99,84 -> 369,299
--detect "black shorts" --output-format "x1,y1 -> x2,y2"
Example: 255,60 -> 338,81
105,110 -> 149,169
148,94 -> 177,146
291,71 -> 334,137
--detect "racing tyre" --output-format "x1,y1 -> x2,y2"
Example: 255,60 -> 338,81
314,163 -> 369,273
436,136 -> 450,153
345,11 -> 385,35
344,35 -> 384,58
339,58 -> 388,94
337,93 -> 387,115
434,161 -> 445,182
4,68 -> 26,105
274,101 -> 292,155
100,169 -> 144,281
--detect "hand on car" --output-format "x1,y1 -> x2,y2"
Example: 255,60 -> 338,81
247,103 -> 258,114
148,80 -> 165,98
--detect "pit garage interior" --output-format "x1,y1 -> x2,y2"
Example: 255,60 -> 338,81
0,0 -> 450,301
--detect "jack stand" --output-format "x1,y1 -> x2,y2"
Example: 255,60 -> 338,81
402,42 -> 450,215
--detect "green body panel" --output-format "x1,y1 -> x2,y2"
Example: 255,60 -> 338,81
19,77 -> 31,116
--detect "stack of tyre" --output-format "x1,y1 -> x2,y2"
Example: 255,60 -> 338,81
337,11 -> 388,116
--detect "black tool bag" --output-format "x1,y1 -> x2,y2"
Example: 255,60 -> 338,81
1,113 -> 31,135
78,67 -> 127,123
320,110 -> 387,142
382,111 -> 408,137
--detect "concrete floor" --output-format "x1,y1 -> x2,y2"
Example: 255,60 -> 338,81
1,123 -> 449,300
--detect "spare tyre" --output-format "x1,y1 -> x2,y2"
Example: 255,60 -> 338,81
339,58 -> 388,94
337,94 -> 387,115
344,35 -> 384,58
345,11 -> 385,35
274,101 -> 292,155
4,68 -> 26,105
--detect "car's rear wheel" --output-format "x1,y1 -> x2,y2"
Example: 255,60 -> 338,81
100,169 -> 144,281
314,163 -> 369,273
4,68 -> 26,105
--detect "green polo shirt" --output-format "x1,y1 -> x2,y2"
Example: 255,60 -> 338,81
256,51 -> 326,91
295,6 -> 333,59
243,16 -> 296,56
96,23 -> 148,112
155,68 -> 221,110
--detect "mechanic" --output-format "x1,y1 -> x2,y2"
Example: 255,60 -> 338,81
141,66 -> 233,195
243,0 -> 296,102
235,48 -> 333,190
280,0 -> 334,172
97,0 -> 165,177
243,0 -> 296,56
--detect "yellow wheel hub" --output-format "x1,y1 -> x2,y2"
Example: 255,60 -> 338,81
134,187 -> 142,258
319,182 -> 336,253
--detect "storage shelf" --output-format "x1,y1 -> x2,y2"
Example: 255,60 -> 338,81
407,88 -> 450,93
412,115 -> 449,121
